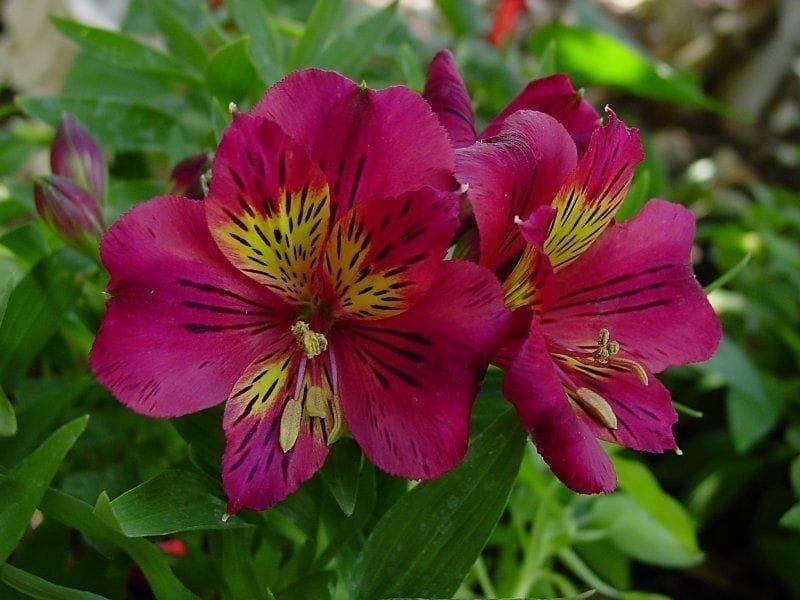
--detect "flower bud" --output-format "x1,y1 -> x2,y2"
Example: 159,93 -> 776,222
50,114 -> 107,203
34,175 -> 105,248
168,152 -> 211,200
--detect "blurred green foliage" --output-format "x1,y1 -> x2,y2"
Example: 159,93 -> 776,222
0,0 -> 798,598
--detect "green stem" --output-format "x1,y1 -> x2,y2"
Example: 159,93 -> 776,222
472,556 -> 497,599
557,547 -> 620,598
512,479 -> 559,597
221,529 -> 270,600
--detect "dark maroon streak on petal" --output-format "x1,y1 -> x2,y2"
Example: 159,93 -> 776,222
336,261 -> 512,480
90,196 -> 292,418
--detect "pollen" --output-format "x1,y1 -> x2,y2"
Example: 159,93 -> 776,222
291,321 -> 328,359
591,327 -> 649,385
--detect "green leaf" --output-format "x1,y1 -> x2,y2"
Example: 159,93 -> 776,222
316,2 -> 399,77
205,38 -> 260,104
701,336 -> 781,452
0,386 -> 16,437
109,470 -> 249,536
50,16 -> 201,85
780,503 -> 800,531
0,249 -> 92,388
221,529 -> 270,600
790,456 -> 800,498
319,438 -> 362,516
586,494 -> 703,568
288,0 -> 343,69
0,416 -> 88,563
228,0 -> 284,85
398,44 -> 424,90
529,24 -> 723,112
148,0 -> 208,72
349,408 -> 526,599
171,404 -> 225,476
18,96 -> 189,153
40,489 -> 197,599
434,0 -> 482,37
0,563 -> 108,600
613,456 -> 699,556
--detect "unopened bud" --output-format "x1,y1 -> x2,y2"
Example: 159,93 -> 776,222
34,175 -> 105,249
168,152 -> 211,200
50,114 -> 107,203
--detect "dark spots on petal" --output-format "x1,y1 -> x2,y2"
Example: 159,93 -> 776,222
348,155 -> 366,207
229,232 -> 251,247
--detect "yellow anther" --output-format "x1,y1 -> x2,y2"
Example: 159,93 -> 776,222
327,394 -> 345,445
279,397 -> 303,452
598,328 -> 610,346
615,357 -> 649,385
305,385 -> 327,418
575,387 -> 618,430
291,321 -> 328,359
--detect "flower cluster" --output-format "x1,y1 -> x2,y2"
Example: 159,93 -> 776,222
89,51 -> 721,512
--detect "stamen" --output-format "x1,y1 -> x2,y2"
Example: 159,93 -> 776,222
279,397 -> 303,452
291,321 -> 328,359
575,387 -> 618,429
305,385 -> 327,418
591,327 -> 648,385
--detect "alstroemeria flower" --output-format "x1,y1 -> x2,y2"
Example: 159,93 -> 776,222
423,49 -> 600,152
456,109 -> 722,493
90,70 -> 511,513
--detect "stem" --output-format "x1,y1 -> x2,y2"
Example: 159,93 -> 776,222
557,547 -> 620,598
472,556 -> 498,599
511,479 -> 559,597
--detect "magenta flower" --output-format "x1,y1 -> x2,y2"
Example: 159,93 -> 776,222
423,49 -> 600,152
50,114 -> 106,203
456,109 -> 722,493
90,70 -> 511,513
34,174 -> 105,249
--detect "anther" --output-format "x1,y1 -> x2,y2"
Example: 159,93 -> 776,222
291,321 -> 328,359
279,397 -> 303,452
575,387 -> 618,429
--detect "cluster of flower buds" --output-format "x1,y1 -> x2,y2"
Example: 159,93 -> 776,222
34,115 -> 106,251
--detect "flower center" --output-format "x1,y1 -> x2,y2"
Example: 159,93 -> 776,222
291,320 -> 328,359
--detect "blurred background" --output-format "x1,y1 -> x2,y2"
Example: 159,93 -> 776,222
1,1 -> 799,598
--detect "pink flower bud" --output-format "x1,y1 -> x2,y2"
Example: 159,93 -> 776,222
50,114 -> 107,203
168,152 -> 211,200
34,175 -> 105,248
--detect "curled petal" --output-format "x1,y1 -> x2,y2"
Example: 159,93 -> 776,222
543,199 -> 722,372
323,186 -> 459,320
456,110 -> 577,273
481,74 -> 601,153
206,115 -> 331,304
90,197 -> 292,417
543,111 -> 643,270
503,319 -> 616,493
423,49 -> 477,148
253,69 -> 455,208
336,260 -> 511,479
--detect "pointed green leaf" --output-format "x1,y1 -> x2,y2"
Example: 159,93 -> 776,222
148,0 -> 208,72
228,0 -> 284,85
0,386 -> 15,437
288,0 -> 343,69
316,2 -> 399,77
0,415 -> 88,563
0,249 -> 92,387
319,437 -> 362,516
0,563 -> 108,600
205,38 -> 260,104
349,408 -> 526,599
51,16 -> 201,85
109,470 -> 249,536
613,456 -> 699,555
398,44 -> 424,90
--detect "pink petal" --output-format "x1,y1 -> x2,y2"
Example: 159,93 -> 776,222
422,49 -> 477,148
222,346 -> 330,513
322,186 -> 459,320
335,260 -> 511,480
90,196 -> 292,417
253,69 -> 455,208
456,110 -> 577,273
557,357 -> 678,452
543,199 -> 722,372
205,114 -> 332,304
481,74 -> 601,153
503,319 -> 616,493
543,111 -> 643,270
